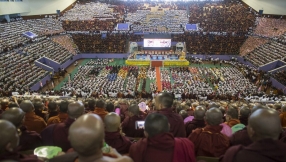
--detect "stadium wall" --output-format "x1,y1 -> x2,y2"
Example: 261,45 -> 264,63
242,0 -> 286,15
0,0 -> 76,16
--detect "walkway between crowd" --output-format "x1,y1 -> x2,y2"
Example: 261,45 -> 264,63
156,67 -> 162,91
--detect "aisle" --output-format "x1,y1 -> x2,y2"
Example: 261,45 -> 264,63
155,67 -> 162,91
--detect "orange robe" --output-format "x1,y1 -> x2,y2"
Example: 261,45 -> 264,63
24,112 -> 47,134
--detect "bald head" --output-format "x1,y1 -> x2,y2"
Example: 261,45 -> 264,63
67,102 -> 84,119
226,107 -> 239,119
19,100 -> 34,113
205,108 -> 223,126
0,120 -> 19,153
282,105 -> 286,112
155,92 -> 174,110
179,110 -> 188,120
194,106 -> 206,120
251,105 -> 268,114
240,106 -> 251,119
248,109 -> 282,141
129,104 -> 140,115
69,114 -> 104,156
1,99 -> 9,110
0,108 -> 25,128
104,113 -> 121,132
145,113 -> 169,138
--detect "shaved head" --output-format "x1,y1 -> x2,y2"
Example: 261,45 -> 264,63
67,102 -> 84,119
240,106 -> 251,118
226,107 -> 239,119
194,106 -> 205,120
104,113 -> 121,132
19,100 -> 34,113
145,113 -> 169,138
179,110 -> 188,120
248,109 -> 282,141
69,114 -> 104,156
155,92 -> 174,110
1,99 -> 9,110
0,108 -> 25,128
129,104 -> 140,115
282,105 -> 286,112
0,120 -> 19,153
251,105 -> 268,114
205,108 -> 223,126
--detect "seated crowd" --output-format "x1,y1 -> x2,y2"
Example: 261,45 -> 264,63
272,70 -> 286,86
51,35 -> 79,55
254,17 -> 286,38
0,92 -> 286,161
239,36 -> 269,56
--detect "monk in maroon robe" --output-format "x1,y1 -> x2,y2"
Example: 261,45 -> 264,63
104,113 -> 131,154
222,109 -> 286,162
41,101 -> 84,152
121,104 -> 145,138
185,106 -> 206,137
49,114 -> 132,162
225,107 -> 240,127
0,120 -> 42,162
188,108 -> 229,157
0,108 -> 42,151
155,93 -> 186,137
129,113 -> 196,162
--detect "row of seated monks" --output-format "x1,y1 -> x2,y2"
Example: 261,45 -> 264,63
0,92 -> 286,161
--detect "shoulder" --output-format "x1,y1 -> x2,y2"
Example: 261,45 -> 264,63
221,145 -> 243,162
49,152 -> 78,162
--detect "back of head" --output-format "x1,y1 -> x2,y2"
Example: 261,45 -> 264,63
59,100 -> 70,113
33,101 -> 44,112
144,113 -> 169,138
19,100 -> 34,113
155,92 -> 174,110
0,108 -> 25,128
179,110 -> 188,120
104,112 -> 121,132
239,106 -> 251,119
48,101 -> 58,112
67,102 -> 85,119
248,109 -> 282,141
226,107 -> 239,119
205,108 -> 223,126
129,104 -> 140,115
105,102 -> 115,113
0,120 -> 19,153
194,106 -> 206,120
87,98 -> 96,111
208,102 -> 219,109
282,104 -> 286,112
251,105 -> 268,114
69,114 -> 104,156
1,99 -> 9,110
8,102 -> 19,109
95,99 -> 106,109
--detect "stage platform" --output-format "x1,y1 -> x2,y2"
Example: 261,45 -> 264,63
125,59 -> 189,66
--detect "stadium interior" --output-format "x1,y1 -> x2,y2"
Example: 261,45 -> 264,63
0,0 -> 286,161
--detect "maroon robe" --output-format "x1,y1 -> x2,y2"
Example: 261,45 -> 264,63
19,126 -> 43,151
129,132 -> 195,162
0,151 -> 42,162
230,127 -> 252,146
41,118 -> 75,152
121,115 -> 145,138
185,119 -> 206,137
221,139 -> 286,162
105,131 -> 132,154
188,125 -> 230,157
157,108 -> 186,137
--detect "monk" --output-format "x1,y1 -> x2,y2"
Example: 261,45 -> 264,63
239,106 -> 251,126
0,108 -> 42,151
279,104 -> 286,128
129,113 -> 196,162
225,107 -> 240,127
188,108 -> 229,157
47,101 -> 59,119
0,99 -> 9,114
155,92 -> 186,137
93,99 -> 109,121
104,113 -> 131,154
33,101 -> 47,121
179,110 -> 188,120
41,101 -> 84,152
230,105 -> 268,146
49,114 -> 133,162
20,100 -> 47,133
185,106 -> 206,137
47,100 -> 69,125
0,120 -> 42,161
222,109 -> 286,162
121,104 -> 145,138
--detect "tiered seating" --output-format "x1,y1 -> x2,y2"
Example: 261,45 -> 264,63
245,41 -> 286,67
23,39 -> 74,64
254,18 -> 286,37
51,35 -> 79,55
239,36 -> 269,56
277,32 -> 286,45
0,18 -> 64,52
0,51 -> 48,92
273,70 -> 286,86
189,2 -> 255,33
72,34 -> 127,53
